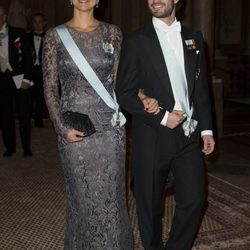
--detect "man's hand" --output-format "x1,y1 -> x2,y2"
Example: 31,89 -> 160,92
202,135 -> 215,155
142,97 -> 160,115
20,81 -> 31,90
166,110 -> 185,129
66,129 -> 85,143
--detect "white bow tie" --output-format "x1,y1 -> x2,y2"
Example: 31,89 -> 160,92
161,21 -> 181,33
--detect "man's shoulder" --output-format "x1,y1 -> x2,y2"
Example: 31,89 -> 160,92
7,26 -> 28,45
26,31 -> 34,39
124,22 -> 153,42
8,25 -> 26,34
181,25 -> 204,40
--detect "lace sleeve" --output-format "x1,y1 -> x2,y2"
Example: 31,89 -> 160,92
42,28 -> 68,138
111,25 -> 123,85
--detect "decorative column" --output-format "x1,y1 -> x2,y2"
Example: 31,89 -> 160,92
54,0 -> 72,26
183,0 -> 223,137
189,0 -> 215,70
246,2 -> 250,55
245,1 -> 250,96
8,0 -> 27,29
109,0 -> 150,35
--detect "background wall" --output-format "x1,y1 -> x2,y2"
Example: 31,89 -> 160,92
1,0 -> 249,97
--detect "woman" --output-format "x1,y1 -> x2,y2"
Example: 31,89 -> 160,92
43,0 -> 135,249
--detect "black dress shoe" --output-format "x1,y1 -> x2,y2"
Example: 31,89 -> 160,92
3,150 -> 13,157
24,150 -> 32,157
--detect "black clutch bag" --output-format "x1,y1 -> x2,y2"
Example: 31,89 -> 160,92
62,111 -> 96,137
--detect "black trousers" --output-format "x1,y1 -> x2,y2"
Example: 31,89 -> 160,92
32,65 -> 44,124
0,71 -> 32,152
134,126 -> 205,250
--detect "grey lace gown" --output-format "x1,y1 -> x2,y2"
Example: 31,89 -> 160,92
42,22 -> 133,250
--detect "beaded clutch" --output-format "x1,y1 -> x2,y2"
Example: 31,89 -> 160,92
62,111 -> 96,137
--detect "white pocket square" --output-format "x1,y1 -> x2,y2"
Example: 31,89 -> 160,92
14,37 -> 20,43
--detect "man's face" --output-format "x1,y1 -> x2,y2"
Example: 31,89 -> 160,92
147,0 -> 179,18
33,16 -> 46,32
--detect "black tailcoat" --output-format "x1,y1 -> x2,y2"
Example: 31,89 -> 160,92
116,22 -> 213,250
0,25 -> 32,152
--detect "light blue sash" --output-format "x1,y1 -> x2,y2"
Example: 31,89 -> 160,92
56,25 -> 126,128
162,39 -> 198,137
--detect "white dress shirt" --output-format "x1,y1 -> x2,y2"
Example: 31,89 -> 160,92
33,32 -> 42,65
152,17 -> 212,137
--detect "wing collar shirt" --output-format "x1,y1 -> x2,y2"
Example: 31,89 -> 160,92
33,31 -> 43,65
152,17 -> 212,137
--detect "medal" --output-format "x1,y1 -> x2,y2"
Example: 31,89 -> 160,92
188,120 -> 193,138
114,113 -> 120,128
111,111 -> 126,128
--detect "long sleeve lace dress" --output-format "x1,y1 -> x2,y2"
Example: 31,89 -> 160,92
42,22 -> 133,250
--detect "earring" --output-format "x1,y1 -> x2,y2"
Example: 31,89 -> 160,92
96,0 -> 99,8
70,0 -> 73,5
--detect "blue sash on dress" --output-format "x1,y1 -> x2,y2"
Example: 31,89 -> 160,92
56,25 -> 126,128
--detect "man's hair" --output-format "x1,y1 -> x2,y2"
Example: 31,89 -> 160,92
0,6 -> 7,16
176,0 -> 185,12
33,13 -> 46,21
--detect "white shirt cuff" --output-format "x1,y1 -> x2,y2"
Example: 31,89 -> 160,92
161,112 -> 213,137
23,79 -> 31,85
160,111 -> 169,126
201,130 -> 213,137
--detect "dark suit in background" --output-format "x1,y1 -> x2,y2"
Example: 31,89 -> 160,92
0,25 -> 32,156
116,22 -> 213,250
28,31 -> 45,128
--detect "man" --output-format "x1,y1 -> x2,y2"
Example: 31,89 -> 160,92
0,6 -> 33,157
116,0 -> 215,249
29,13 -> 46,128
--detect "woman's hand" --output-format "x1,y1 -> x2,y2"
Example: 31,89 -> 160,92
66,129 -> 85,143
142,97 -> 160,115
138,90 -> 160,115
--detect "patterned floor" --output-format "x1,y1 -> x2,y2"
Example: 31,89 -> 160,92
130,175 -> 250,250
0,121 -> 250,250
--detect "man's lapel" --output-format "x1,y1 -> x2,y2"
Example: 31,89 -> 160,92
8,26 -> 14,63
31,32 -> 35,51
142,23 -> 198,100
143,22 -> 174,100
39,36 -> 44,62
181,26 -> 197,98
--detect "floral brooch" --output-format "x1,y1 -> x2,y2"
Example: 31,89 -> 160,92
102,42 -> 114,54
